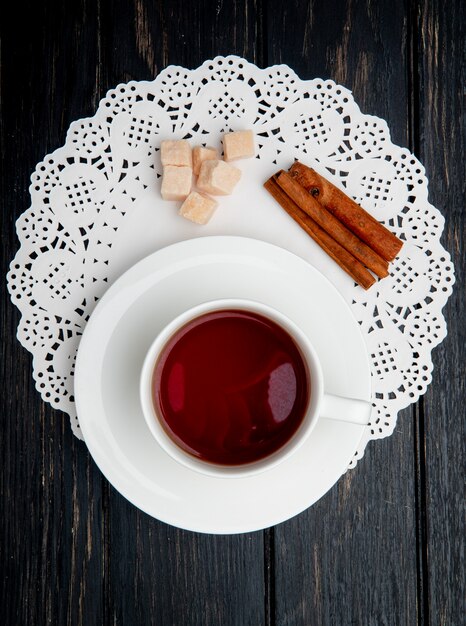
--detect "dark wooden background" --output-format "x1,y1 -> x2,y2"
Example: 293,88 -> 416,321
1,1 -> 464,624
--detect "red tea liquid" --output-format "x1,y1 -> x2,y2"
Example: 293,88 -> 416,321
152,309 -> 310,465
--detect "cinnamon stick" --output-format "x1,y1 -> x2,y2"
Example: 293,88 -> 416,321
264,175 -> 376,290
289,162 -> 403,262
275,171 -> 389,279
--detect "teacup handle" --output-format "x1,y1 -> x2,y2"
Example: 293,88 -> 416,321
321,393 -> 371,425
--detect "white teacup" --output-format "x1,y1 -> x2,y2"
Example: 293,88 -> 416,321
140,299 -> 371,478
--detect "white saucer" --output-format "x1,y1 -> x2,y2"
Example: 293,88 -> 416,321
75,237 -> 371,534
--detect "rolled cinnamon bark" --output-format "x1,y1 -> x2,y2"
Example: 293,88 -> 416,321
264,175 -> 376,290
289,162 -> 403,262
275,171 -> 389,279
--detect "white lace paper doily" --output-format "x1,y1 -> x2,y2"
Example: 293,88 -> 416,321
7,56 -> 455,467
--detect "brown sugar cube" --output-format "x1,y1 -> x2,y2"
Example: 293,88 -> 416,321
161,165 -> 192,200
193,146 -> 219,176
223,130 -> 256,161
197,160 -> 241,196
179,191 -> 218,225
160,140 -> 192,167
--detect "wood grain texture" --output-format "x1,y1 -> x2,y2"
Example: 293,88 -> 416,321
268,1 -> 420,624
1,1 -> 266,626
415,1 -> 465,624
1,1 -> 107,624
1,1 -> 464,625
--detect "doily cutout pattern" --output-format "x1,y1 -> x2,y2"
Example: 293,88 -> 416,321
7,56 -> 455,467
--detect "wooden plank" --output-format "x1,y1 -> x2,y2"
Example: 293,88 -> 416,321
98,0 -> 265,81
97,1 -> 267,625
1,0 -> 268,624
107,498 -> 265,626
0,1 -> 269,624
415,1 -> 465,624
267,1 -> 420,623
0,2 -> 106,625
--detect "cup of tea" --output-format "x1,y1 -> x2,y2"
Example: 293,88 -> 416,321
140,299 -> 371,478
